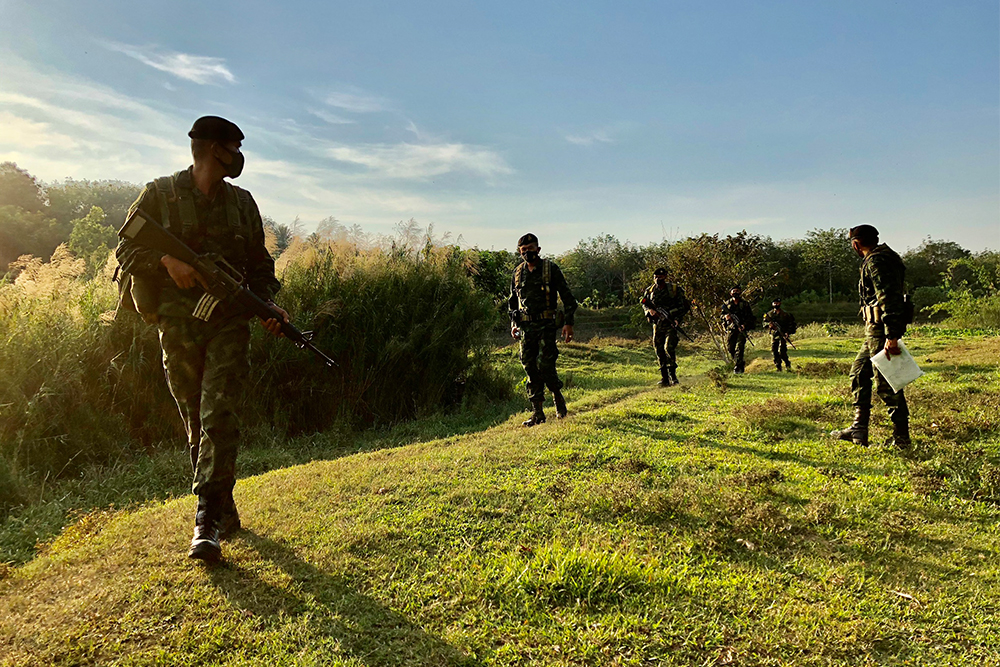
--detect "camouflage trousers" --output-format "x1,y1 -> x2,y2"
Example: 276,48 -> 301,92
520,320 -> 562,402
771,335 -> 790,367
850,323 -> 909,425
653,321 -> 679,373
726,329 -> 748,372
158,316 -> 250,498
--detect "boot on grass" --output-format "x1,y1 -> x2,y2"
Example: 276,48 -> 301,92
218,490 -> 241,540
522,399 -> 546,427
885,418 -> 911,450
188,496 -> 222,563
830,406 -> 870,447
657,369 -> 671,387
553,389 -> 568,419
668,368 -> 679,386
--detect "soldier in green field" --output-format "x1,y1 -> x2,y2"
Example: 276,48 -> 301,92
115,116 -> 287,562
762,298 -> 796,372
831,224 -> 912,449
721,286 -> 756,374
640,267 -> 691,386
508,233 -> 578,426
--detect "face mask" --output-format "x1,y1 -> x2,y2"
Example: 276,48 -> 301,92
218,146 -> 245,179
522,250 -> 539,263
655,277 -> 666,286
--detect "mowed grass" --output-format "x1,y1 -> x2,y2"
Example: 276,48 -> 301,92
1,332 -> 998,666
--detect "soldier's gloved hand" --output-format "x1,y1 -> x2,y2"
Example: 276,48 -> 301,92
262,302 -> 290,338
563,325 -> 574,343
161,255 -> 208,290
884,338 -> 901,359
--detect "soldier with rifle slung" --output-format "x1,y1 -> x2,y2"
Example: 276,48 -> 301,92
640,267 -> 692,386
721,286 -> 756,374
831,225 -> 914,449
508,233 -> 578,426
115,116 -> 293,563
762,297 -> 796,372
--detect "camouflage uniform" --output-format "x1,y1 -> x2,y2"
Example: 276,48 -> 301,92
851,244 -> 909,430
721,297 -> 756,373
762,308 -> 796,370
508,259 -> 577,403
116,167 -> 279,499
641,281 -> 691,381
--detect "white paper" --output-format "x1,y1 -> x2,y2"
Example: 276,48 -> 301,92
871,340 -> 924,393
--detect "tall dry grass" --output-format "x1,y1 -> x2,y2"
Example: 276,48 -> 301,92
0,239 -> 507,510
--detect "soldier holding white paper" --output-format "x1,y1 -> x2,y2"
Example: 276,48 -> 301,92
831,225 -> 914,449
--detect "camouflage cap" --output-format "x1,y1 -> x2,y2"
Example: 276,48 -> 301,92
188,116 -> 245,143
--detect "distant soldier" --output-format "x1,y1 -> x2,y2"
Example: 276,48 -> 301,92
508,233 -> 578,426
640,267 -> 691,386
721,286 -> 756,374
762,298 -> 796,372
831,225 -> 913,448
116,116 -> 287,562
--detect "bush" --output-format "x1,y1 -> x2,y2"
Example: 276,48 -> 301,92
0,239 -> 509,501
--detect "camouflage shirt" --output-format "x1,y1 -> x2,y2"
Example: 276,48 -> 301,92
508,259 -> 578,325
115,168 -> 280,319
762,308 -> 796,337
721,297 -> 756,332
641,282 -> 691,321
859,243 -> 908,339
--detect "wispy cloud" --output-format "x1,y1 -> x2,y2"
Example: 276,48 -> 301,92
327,142 -> 513,180
104,42 -> 236,85
565,129 -> 614,146
307,107 -> 356,125
323,89 -> 388,113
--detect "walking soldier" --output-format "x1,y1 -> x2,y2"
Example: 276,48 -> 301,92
721,287 -> 756,374
831,225 -> 913,448
508,233 -> 578,426
762,298 -> 796,372
640,267 -> 691,386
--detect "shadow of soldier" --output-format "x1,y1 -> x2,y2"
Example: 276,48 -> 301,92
209,529 -> 477,667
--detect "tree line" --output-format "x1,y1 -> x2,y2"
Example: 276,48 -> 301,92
2,161 -> 997,327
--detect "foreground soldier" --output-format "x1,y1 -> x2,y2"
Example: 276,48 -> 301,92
116,116 -> 286,562
508,233 -> 578,426
831,224 -> 912,448
762,298 -> 796,372
721,287 -> 756,374
640,267 -> 691,386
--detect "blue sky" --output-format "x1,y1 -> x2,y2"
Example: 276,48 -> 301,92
0,0 -> 997,252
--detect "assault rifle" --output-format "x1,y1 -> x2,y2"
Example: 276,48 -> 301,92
726,311 -> 755,347
767,320 -> 797,350
119,208 -> 337,368
640,296 -> 695,343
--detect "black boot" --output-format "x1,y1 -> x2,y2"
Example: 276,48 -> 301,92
775,364 -> 783,372
830,406 -> 870,446
785,360 -> 792,370
885,414 -> 911,450
552,390 -> 568,419
668,368 -> 679,385
188,496 -> 222,562
657,369 -> 671,387
218,490 -> 241,540
522,399 -> 546,427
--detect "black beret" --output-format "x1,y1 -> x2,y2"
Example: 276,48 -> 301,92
772,297 -> 782,304
653,267 -> 668,276
188,116 -> 244,142
848,224 -> 879,245
517,233 -> 539,247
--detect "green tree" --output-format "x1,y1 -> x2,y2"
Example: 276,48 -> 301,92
665,231 -> 780,358
68,206 -> 117,275
46,178 -> 141,229
559,234 -> 644,306
903,237 -> 971,289
796,228 -> 858,303
0,162 -> 46,213
0,206 -> 68,272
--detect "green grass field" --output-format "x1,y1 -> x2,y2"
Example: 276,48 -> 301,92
1,330 -> 998,666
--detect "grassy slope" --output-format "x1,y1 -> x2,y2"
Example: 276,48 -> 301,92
1,333 -> 999,666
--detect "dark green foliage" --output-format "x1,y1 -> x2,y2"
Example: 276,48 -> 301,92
560,234 -> 644,306
46,178 -> 141,229
466,248 -> 518,307
0,162 -> 46,213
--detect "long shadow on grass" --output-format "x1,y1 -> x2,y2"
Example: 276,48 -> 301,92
210,530 -> 477,667
695,436 -> 893,478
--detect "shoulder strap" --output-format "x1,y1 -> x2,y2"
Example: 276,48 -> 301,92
543,260 -> 552,298
515,262 -> 526,289
157,172 -> 199,237
153,177 -> 174,233
222,182 -> 242,233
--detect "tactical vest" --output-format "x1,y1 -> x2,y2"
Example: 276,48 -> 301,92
117,172 -> 252,320
514,259 -> 559,322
